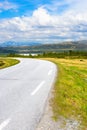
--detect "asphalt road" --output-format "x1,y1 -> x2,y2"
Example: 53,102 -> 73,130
0,58 -> 57,130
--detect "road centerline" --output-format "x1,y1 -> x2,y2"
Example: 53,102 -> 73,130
0,59 -> 56,130
0,118 -> 11,130
31,81 -> 45,96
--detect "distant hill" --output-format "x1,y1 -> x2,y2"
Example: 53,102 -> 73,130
0,40 -> 87,47
0,41 -> 41,47
0,41 -> 87,54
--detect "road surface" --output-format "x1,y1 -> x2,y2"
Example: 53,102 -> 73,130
0,58 -> 57,130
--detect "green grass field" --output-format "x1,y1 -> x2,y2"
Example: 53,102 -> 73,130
0,58 -> 20,69
42,58 -> 87,130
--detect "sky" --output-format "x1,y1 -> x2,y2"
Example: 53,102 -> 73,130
0,0 -> 87,44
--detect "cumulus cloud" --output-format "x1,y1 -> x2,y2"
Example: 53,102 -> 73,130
0,1 -> 87,43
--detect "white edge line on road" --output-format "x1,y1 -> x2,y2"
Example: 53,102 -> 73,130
48,70 -> 53,76
31,81 -> 45,96
0,118 -> 11,130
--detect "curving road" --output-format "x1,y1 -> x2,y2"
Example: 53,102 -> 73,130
0,58 -> 57,130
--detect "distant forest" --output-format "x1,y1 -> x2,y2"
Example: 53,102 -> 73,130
7,50 -> 87,59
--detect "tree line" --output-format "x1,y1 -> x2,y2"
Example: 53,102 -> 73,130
7,50 -> 87,59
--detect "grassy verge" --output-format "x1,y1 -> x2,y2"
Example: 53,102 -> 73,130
0,57 -> 20,69
42,58 -> 87,130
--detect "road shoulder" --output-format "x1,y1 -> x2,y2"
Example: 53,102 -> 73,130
36,89 -> 80,130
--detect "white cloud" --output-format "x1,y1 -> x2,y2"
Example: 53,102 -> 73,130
0,3 -> 87,43
32,7 -> 52,26
0,0 -> 18,12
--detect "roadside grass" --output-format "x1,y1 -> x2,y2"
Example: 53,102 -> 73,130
41,58 -> 87,130
0,57 -> 20,69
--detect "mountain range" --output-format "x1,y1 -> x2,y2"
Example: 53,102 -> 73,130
0,41 -> 41,47
0,40 -> 87,54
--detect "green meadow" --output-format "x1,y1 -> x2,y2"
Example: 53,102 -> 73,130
42,58 -> 87,130
0,58 -> 19,69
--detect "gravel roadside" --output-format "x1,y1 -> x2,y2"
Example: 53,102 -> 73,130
36,90 -> 80,130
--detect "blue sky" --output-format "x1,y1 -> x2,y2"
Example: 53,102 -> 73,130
0,0 -> 87,43
0,0 -> 69,18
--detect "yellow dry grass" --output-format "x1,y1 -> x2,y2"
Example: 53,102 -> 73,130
41,58 -> 87,130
